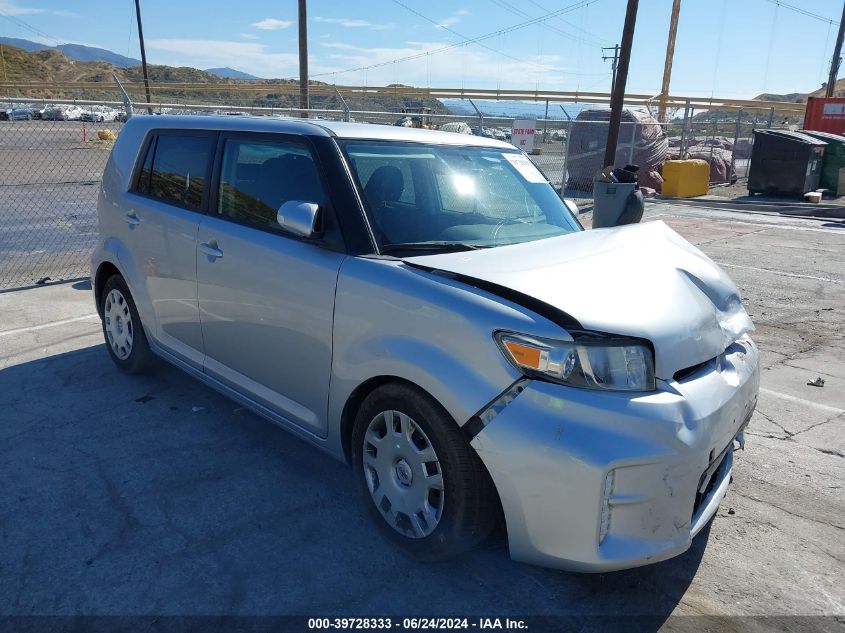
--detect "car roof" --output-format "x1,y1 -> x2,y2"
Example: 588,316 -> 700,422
124,114 -> 517,150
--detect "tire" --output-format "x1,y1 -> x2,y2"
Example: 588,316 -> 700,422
99,274 -> 155,374
351,382 -> 497,561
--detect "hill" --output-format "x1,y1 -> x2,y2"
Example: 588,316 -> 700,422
206,67 -> 261,80
754,92 -> 806,104
0,45 -> 447,114
752,77 -> 845,104
0,36 -> 140,67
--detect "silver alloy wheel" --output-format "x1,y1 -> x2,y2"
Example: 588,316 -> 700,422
103,288 -> 134,360
362,409 -> 444,538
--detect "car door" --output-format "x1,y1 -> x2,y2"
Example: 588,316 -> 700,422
123,130 -> 216,369
196,133 -> 346,438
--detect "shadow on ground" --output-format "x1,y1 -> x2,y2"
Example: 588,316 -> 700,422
0,345 -> 709,622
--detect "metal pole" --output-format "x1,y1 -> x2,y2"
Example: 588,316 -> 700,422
134,0 -> 153,115
680,98 -> 690,155
708,116 -> 717,181
543,99 -> 549,142
658,0 -> 682,123
602,45 -> 620,95
334,86 -> 350,122
562,117 -> 573,197
603,0 -> 639,168
826,1 -> 845,97
469,99 -> 484,136
731,109 -> 741,180
113,73 -> 134,120
559,105 -> 573,196
612,45 -> 619,94
298,0 -> 309,117
767,107 -> 774,128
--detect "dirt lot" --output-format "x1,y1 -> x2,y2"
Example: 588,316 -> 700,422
0,202 -> 843,627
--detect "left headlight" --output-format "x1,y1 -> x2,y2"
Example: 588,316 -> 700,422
495,331 -> 656,392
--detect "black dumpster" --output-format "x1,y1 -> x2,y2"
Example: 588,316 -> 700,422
798,130 -> 845,193
748,130 -> 826,196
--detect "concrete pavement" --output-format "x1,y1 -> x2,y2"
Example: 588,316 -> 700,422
1,203 -> 843,620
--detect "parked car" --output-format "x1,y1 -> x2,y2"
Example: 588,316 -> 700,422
81,107 -> 119,122
1,107 -> 34,121
41,104 -> 84,121
41,106 -> 67,121
92,116 -> 759,572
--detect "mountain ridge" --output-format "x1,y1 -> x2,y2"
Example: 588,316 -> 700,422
0,36 -> 140,68
0,44 -> 447,115
205,67 -> 261,80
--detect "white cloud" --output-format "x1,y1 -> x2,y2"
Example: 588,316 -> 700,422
0,0 -> 44,15
313,17 -> 392,31
251,18 -> 292,31
318,40 -> 567,89
147,38 -> 301,77
240,33 -> 259,40
0,0 -> 74,16
436,9 -> 469,28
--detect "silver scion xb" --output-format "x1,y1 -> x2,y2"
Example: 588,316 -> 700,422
92,115 -> 759,572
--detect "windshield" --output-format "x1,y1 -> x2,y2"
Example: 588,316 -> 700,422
341,141 -> 582,253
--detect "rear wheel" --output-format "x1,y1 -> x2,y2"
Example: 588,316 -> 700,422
100,275 -> 155,373
351,383 -> 497,561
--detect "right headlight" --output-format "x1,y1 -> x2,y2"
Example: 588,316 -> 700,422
495,330 -> 656,392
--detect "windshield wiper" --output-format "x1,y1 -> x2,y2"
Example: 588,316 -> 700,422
379,241 -> 488,255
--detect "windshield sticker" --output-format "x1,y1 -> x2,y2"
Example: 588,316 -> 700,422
502,153 -> 546,183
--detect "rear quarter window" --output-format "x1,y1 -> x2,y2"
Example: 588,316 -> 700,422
132,131 -> 215,210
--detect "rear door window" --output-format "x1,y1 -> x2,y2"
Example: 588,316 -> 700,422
216,138 -> 326,231
146,133 -> 215,210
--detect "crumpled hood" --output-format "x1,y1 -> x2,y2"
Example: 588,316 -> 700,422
405,221 -> 754,379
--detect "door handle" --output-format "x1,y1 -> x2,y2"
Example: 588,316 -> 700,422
125,211 -> 140,227
198,241 -> 224,259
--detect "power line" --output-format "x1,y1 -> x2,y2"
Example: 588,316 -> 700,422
523,0 -> 612,44
390,0 -> 545,70
487,0 -> 605,46
762,0 -> 839,25
0,9 -> 62,46
390,0 -> 607,78
312,0 -> 601,78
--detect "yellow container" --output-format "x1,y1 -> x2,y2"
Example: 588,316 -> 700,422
662,159 -> 710,198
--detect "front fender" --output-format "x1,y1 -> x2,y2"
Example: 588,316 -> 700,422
327,257 -> 568,457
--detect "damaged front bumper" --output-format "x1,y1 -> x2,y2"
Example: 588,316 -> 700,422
470,335 -> 760,572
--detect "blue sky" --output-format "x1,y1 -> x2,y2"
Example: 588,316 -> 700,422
0,0 -> 842,98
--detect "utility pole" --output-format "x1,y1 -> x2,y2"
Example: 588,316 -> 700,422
602,45 -> 620,96
133,0 -> 153,115
603,0 -> 639,168
658,0 -> 681,123
825,1 -> 845,97
298,0 -> 309,117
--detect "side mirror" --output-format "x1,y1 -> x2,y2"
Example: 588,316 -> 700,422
277,200 -> 321,239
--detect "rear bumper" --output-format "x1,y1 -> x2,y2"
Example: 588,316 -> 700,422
471,336 -> 759,572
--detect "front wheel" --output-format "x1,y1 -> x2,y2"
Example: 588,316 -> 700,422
351,383 -> 497,561
100,274 -> 155,373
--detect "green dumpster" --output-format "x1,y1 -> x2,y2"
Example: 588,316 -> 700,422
800,130 -> 845,193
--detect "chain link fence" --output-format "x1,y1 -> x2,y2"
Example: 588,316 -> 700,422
0,91 -> 795,290
0,105 -> 126,290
